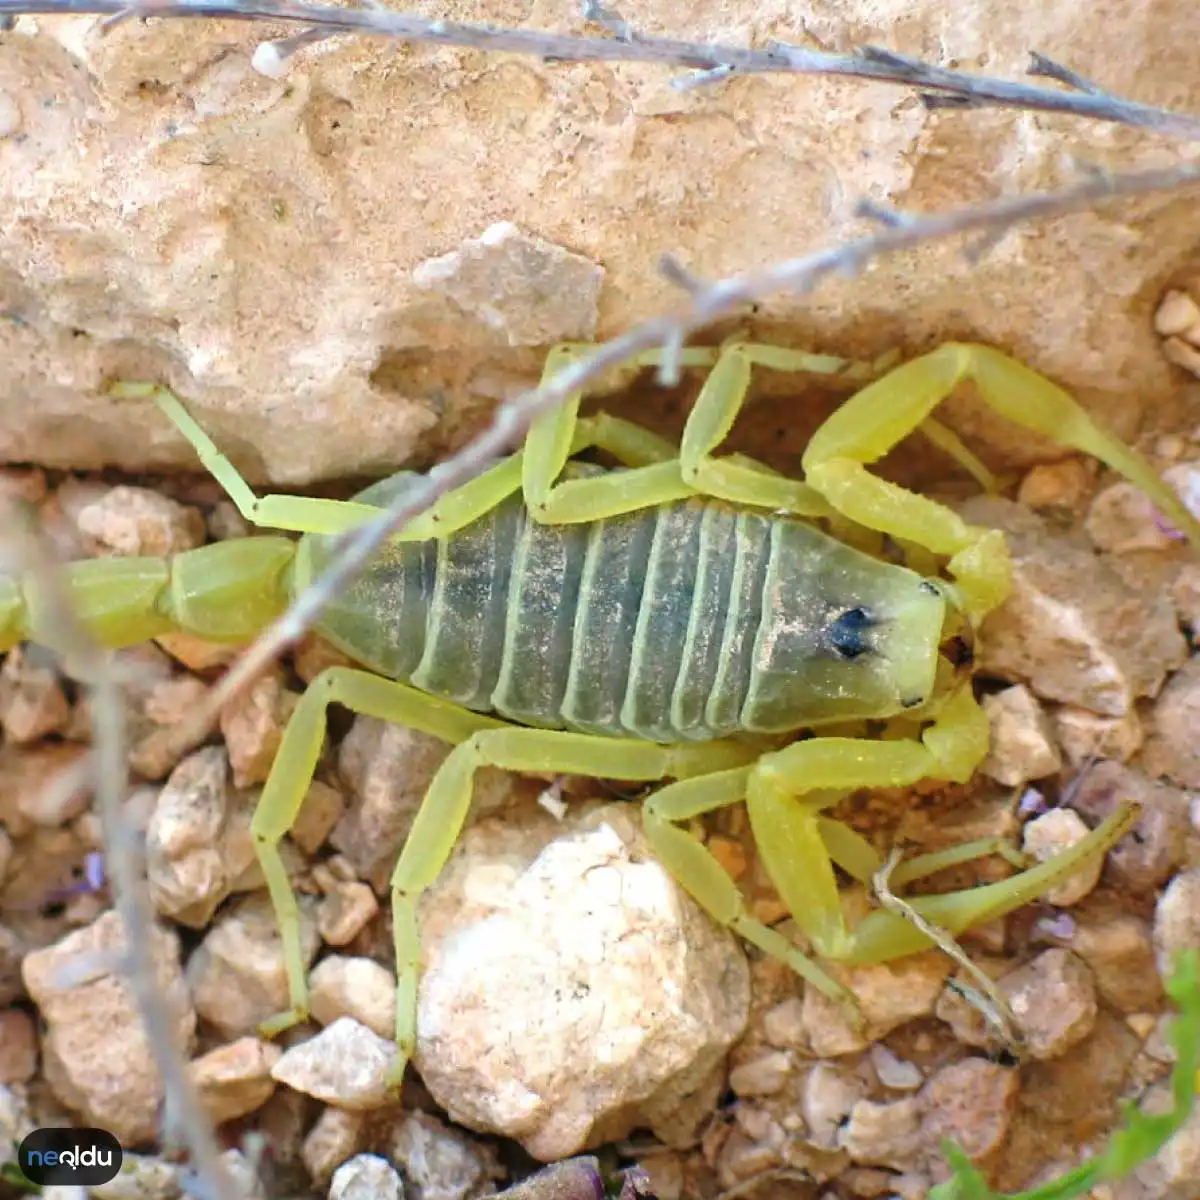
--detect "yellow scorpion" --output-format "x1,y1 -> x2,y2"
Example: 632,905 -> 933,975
3,340 -> 1196,1082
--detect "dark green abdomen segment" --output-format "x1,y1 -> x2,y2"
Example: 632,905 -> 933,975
306,470 -> 942,740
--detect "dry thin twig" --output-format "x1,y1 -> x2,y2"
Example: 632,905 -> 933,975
153,156 -> 1200,761
0,507 -> 235,1200
2,0 -> 1200,138
873,846 -> 1023,1051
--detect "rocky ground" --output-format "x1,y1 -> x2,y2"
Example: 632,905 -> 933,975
1,293 -> 1200,1199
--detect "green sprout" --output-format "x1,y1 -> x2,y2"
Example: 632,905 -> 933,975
930,949 -> 1199,1200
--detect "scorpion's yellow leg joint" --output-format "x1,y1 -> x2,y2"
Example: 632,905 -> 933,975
641,769 -> 859,1016
801,342 -> 1200,620
391,727 -> 758,1083
522,343 -> 716,523
747,683 -> 1136,972
678,341 -> 886,520
112,383 -> 385,536
249,668 -> 506,1050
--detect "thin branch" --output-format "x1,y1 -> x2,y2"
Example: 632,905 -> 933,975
159,156 -> 1200,758
2,0 -> 1200,139
0,507 -> 235,1200
874,847 -> 1022,1052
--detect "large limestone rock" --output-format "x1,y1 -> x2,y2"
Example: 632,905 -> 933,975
2,0 -> 1199,485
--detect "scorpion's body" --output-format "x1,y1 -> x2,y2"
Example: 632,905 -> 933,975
311,471 -> 944,742
4,338 -> 1196,1083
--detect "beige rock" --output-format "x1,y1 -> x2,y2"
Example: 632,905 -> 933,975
303,1106 -> 370,1188
0,465 -> 46,506
317,880 -> 380,948
801,1062 -> 869,1150
761,996 -> 806,1049
88,1153 -> 181,1199
728,1049 -> 794,1097
190,1036 -> 281,1125
414,806 -> 749,1160
330,1154 -> 404,1200
218,1149 -> 267,1200
292,780 -> 347,856
0,826 -> 10,888
800,952 -> 950,1057
152,632 -> 241,671
270,1017 -> 396,1110
1004,949 -> 1098,1060
1085,482 -> 1182,553
71,484 -> 205,557
1154,289 -> 1200,339
839,1096 -> 923,1171
20,910 -> 196,1143
0,1082 -> 33,1169
1154,869 -> 1200,975
186,892 -> 320,1039
412,222 -> 603,347
1021,808 -> 1103,907
2,741 -> 90,831
1067,904 -> 1163,1014
1069,760 -> 1188,892
387,1110 -> 501,1200
0,1008 -> 38,1084
309,955 -> 396,1041
959,497 -> 1187,715
869,1043 -> 923,1091
1016,459 -> 1094,512
0,645 -> 69,744
5,1 -> 1200,490
334,718 -> 512,892
921,1059 -> 1018,1178
1171,562 -> 1200,630
1143,656 -> 1200,788
980,685 -> 1062,786
1051,705 -> 1143,767
218,668 -> 297,788
146,746 -> 261,927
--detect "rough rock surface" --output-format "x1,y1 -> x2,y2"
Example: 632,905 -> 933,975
20,910 -> 196,1143
4,3 -> 1200,485
414,804 -> 750,1160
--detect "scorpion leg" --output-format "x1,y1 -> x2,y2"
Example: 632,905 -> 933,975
641,770 -> 859,1015
524,341 -> 884,523
249,667 -> 507,1037
746,685 -> 1139,972
801,341 -> 1200,619
388,729 -> 759,1081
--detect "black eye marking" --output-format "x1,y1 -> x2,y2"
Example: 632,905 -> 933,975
829,606 -> 874,660
901,695 -> 924,709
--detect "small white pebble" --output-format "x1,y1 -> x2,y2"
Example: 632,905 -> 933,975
317,881 -> 379,947
868,1043 -> 922,1091
1162,335 -> 1200,377
980,685 -> 1062,787
270,1018 -> 396,1110
536,777 -> 569,821
728,1050 -> 793,1096
329,1153 -> 403,1200
251,40 -> 290,78
1155,289 -> 1200,339
1022,809 -> 1103,907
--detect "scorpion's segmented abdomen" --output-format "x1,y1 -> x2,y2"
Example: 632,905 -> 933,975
308,469 -> 944,742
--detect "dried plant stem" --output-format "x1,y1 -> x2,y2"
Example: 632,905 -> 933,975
1,508 -> 235,1200
873,847 -> 1022,1051
1,0 -> 1200,138
160,156 -> 1200,755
